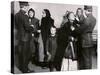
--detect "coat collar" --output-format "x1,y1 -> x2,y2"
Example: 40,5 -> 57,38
19,10 -> 26,15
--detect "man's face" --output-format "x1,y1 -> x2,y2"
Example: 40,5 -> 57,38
85,10 -> 90,16
23,6 -> 29,12
51,27 -> 56,35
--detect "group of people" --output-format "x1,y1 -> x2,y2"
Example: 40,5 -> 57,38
13,1 -> 96,73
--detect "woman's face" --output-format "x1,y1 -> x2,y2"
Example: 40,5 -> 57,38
29,11 -> 34,18
42,10 -> 46,17
69,13 -> 75,22
77,10 -> 82,17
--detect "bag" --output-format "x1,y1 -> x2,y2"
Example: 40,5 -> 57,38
64,41 -> 77,60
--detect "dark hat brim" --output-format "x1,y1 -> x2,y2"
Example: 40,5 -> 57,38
19,1 -> 29,6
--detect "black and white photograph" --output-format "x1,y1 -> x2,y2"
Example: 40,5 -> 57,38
11,1 -> 97,74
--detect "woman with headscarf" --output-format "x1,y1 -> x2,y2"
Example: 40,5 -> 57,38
40,9 -> 54,63
28,8 -> 40,63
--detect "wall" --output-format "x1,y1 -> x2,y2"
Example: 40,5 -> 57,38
14,1 -> 97,30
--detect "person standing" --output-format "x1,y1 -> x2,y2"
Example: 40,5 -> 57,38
15,2 -> 34,73
46,26 -> 57,71
53,12 -> 70,71
72,6 -> 96,69
41,9 -> 54,63
75,8 -> 85,69
28,8 -> 40,63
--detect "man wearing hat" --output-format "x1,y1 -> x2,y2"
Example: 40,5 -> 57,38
15,1 -> 34,73
71,5 -> 96,69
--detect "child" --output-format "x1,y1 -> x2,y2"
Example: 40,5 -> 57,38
46,26 -> 57,71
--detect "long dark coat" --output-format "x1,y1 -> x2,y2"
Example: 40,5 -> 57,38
73,14 -> 96,48
40,17 -> 54,56
54,21 -> 79,70
15,10 -> 34,72
53,22 -> 70,70
15,10 -> 33,42
41,17 -> 54,41
73,14 -> 96,69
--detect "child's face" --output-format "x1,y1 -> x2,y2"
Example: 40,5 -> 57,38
50,27 -> 56,35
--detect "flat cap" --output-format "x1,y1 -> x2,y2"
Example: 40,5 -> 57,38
19,1 -> 29,6
84,5 -> 92,11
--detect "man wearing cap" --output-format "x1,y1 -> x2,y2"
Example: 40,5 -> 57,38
15,2 -> 34,73
71,5 -> 96,69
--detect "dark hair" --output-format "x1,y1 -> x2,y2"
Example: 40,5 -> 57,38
76,8 -> 83,16
43,9 -> 51,17
28,8 -> 35,17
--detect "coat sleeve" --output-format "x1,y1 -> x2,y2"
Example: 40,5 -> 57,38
23,16 -> 33,32
72,18 -> 90,35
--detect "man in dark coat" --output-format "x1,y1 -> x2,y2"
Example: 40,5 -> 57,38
15,2 -> 34,73
72,6 -> 96,69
